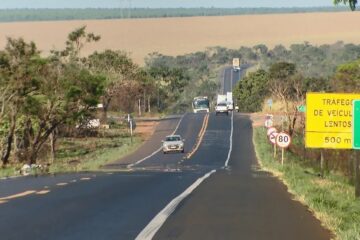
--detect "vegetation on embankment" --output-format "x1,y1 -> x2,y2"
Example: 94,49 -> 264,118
49,131 -> 142,173
0,26 -> 194,174
0,131 -> 142,178
253,127 -> 360,240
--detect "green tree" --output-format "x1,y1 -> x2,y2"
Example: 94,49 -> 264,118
52,26 -> 101,63
0,38 -> 43,166
0,27 -> 105,166
233,69 -> 269,112
22,63 -> 105,164
86,50 -> 138,120
334,0 -> 357,11
147,63 -> 190,111
268,62 -> 300,136
331,59 -> 360,92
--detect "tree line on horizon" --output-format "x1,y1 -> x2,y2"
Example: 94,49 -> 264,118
0,6 -> 349,22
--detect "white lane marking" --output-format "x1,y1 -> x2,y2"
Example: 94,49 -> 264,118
127,147 -> 162,168
230,68 -> 233,92
56,182 -> 68,186
36,190 -> 50,195
0,190 -> 36,201
128,114 -> 185,168
0,175 -> 22,181
80,177 -> 91,181
225,111 -> 234,167
135,169 -> 216,240
170,114 -> 185,135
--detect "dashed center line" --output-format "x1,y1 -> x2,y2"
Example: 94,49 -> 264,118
56,182 -> 68,186
0,176 -> 89,204
0,190 -> 36,203
36,190 -> 50,195
80,177 -> 91,181
185,113 -> 209,159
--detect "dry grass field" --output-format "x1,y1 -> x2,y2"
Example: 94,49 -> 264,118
1,11 -> 360,64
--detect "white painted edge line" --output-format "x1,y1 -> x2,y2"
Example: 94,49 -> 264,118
224,111 -> 234,167
0,175 -> 22,181
171,114 -> 185,135
127,114 -> 186,168
135,169 -> 216,240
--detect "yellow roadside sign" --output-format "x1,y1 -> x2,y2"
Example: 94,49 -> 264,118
306,132 -> 352,149
306,93 -> 360,149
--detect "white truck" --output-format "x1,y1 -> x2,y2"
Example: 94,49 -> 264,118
232,58 -> 240,72
226,92 -> 234,111
217,94 -> 227,104
215,94 -> 229,116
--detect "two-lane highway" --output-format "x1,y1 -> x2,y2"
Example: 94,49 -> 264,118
153,65 -> 332,239
154,113 -> 332,240
0,110 -> 230,239
0,64 -> 332,240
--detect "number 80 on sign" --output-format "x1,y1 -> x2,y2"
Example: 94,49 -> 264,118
276,132 -> 291,148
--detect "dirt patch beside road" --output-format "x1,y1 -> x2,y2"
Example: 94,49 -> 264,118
135,121 -> 159,140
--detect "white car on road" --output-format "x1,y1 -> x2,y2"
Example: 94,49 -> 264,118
162,135 -> 185,154
215,102 -> 229,116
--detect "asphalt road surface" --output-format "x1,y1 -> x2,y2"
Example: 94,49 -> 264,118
154,113 -> 331,240
0,65 -> 332,240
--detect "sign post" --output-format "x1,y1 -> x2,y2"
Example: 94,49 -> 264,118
128,114 -> 133,144
276,132 -> 291,165
297,105 -> 306,113
265,114 -> 274,128
353,100 -> 360,149
306,93 -> 360,198
355,151 -> 360,198
353,100 -> 360,197
267,99 -> 273,111
306,93 -> 360,149
268,129 -> 278,158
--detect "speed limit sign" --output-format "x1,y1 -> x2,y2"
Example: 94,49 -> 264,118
276,132 -> 291,148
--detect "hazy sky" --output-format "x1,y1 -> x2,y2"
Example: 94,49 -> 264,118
0,0 -> 336,9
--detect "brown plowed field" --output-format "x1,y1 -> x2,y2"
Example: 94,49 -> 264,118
1,11 -> 360,64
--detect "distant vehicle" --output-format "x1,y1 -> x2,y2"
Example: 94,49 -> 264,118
226,92 -> 234,111
192,96 -> 210,113
162,135 -> 185,154
215,102 -> 229,116
232,58 -> 241,72
217,94 -> 227,104
235,105 -> 239,112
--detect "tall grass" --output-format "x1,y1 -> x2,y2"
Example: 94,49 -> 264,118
0,133 -> 143,177
49,136 -> 142,173
253,127 -> 360,240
